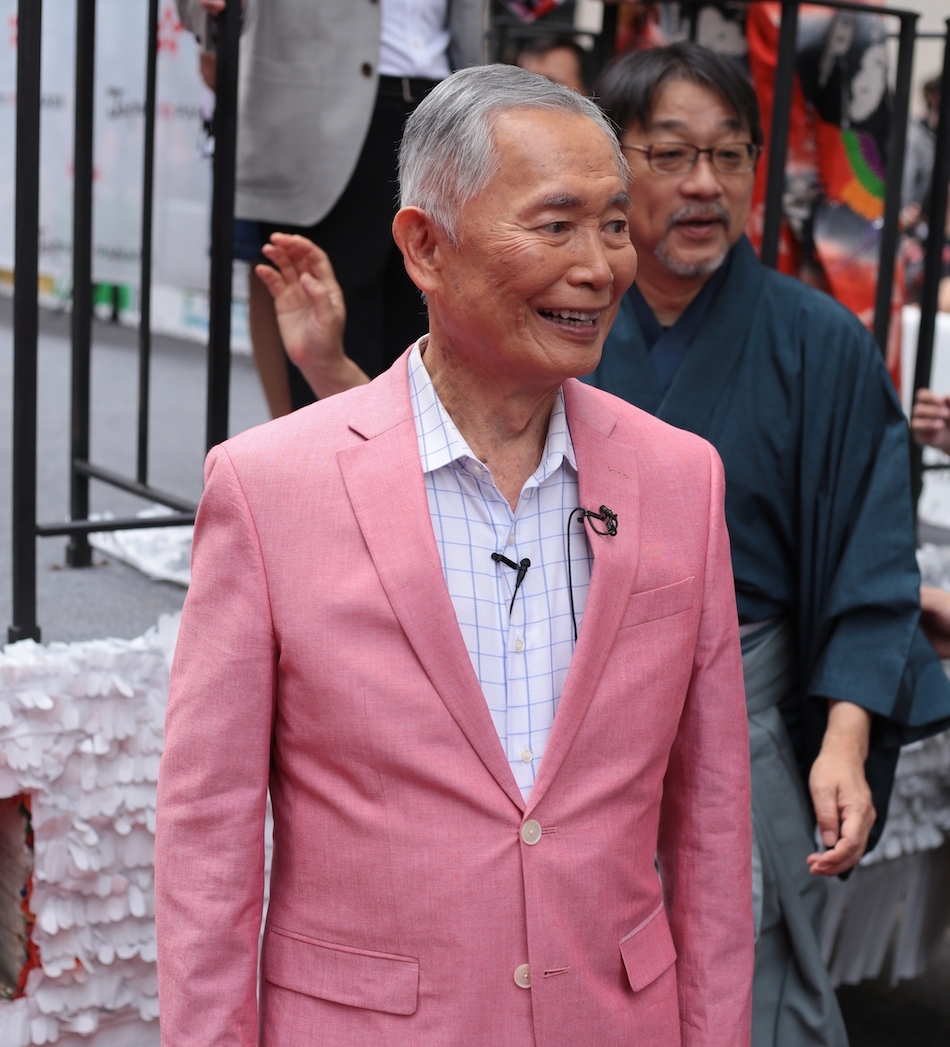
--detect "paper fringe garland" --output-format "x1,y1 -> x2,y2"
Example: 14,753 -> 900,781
0,605 -> 947,1042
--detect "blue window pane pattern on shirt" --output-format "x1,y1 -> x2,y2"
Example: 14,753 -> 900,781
408,344 -> 592,800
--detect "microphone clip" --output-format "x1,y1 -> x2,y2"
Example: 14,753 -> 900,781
580,505 -> 618,537
491,552 -> 531,614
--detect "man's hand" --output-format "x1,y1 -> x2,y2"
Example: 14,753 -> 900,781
256,234 -> 370,399
920,586 -> 950,658
806,700 -> 875,876
200,0 -> 226,12
911,388 -> 950,453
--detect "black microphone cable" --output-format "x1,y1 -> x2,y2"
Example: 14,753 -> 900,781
566,506 -> 619,641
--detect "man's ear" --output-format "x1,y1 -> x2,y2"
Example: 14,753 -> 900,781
392,207 -> 447,295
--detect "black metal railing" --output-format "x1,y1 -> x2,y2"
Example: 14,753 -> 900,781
9,0 -> 242,642
911,19 -> 950,505
8,0 -> 949,641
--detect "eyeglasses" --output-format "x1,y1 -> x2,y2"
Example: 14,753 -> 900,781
620,142 -> 760,175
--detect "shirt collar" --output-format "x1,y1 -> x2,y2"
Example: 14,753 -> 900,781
407,339 -> 578,482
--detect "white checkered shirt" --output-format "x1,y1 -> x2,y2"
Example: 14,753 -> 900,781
408,344 -> 592,799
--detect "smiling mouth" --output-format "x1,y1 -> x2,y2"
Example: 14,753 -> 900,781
538,309 -> 600,327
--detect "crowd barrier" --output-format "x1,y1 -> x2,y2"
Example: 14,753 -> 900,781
6,0 -> 950,640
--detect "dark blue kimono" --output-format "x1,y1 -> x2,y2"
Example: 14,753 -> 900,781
584,235 -> 950,845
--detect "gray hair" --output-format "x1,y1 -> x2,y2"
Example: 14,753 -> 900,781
398,64 -> 627,245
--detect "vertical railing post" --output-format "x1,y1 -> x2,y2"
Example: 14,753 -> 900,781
206,0 -> 241,451
872,11 -> 917,355
911,18 -> 950,511
590,1 -> 618,78
66,0 -> 97,569
760,0 -> 799,269
137,0 -> 160,485
10,0 -> 43,642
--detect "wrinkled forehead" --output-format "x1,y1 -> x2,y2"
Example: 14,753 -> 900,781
487,107 -> 626,177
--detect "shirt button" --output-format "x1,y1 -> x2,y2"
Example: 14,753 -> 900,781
514,638 -> 524,653
521,749 -> 533,763
513,963 -> 531,988
521,820 -> 542,845
507,532 -> 515,546
361,62 -> 373,77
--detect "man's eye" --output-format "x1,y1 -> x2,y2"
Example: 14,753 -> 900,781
544,222 -> 568,234
653,146 -> 690,162
714,147 -> 745,169
605,220 -> 627,235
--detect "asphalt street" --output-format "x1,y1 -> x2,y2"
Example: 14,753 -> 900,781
0,299 -> 948,1042
0,295 -> 268,642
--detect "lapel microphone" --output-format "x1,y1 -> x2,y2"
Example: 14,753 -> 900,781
565,505 -> 619,641
491,552 -> 531,614
578,505 -> 619,536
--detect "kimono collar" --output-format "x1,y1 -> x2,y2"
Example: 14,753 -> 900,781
626,253 -> 733,397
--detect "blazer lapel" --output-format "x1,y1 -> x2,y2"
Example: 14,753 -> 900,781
526,380 -> 642,811
337,358 -> 525,811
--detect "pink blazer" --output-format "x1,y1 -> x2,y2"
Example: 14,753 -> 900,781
155,355 -> 753,1047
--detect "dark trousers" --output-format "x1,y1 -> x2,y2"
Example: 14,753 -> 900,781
261,86 -> 430,409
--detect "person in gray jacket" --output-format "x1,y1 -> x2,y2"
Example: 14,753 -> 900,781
178,0 -> 487,414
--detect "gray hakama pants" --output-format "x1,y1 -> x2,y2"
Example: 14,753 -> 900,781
742,621 -> 849,1047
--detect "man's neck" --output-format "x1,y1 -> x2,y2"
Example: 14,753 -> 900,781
420,335 -> 559,512
633,263 -> 717,327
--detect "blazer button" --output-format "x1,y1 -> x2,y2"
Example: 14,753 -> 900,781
513,963 -> 531,989
520,820 -> 542,845
361,62 -> 373,77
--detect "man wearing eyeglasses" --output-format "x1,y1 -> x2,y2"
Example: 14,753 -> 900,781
587,43 -> 950,1047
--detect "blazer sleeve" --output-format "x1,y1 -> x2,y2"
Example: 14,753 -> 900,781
448,0 -> 489,69
176,0 -> 208,45
155,445 -> 277,1047
656,444 -> 754,1047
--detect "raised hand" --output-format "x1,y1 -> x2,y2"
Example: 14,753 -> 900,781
256,234 -> 369,400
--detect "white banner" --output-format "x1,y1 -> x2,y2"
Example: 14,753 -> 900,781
0,0 -> 214,297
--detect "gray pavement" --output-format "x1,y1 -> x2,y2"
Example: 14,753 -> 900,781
0,295 -> 269,642
1,298 -> 949,1041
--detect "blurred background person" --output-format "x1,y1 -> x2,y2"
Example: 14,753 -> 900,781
515,33 -> 588,93
903,74 -> 942,214
901,75 -> 944,309
612,1 -> 906,387
178,0 -> 487,416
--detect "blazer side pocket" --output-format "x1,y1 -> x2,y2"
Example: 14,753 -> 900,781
263,926 -> 419,1015
619,576 -> 695,632
619,903 -> 677,992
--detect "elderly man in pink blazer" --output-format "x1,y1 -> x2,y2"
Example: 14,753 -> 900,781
155,65 -> 753,1046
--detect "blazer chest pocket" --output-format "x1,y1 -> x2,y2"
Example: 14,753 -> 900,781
619,576 -> 695,632
619,904 -> 677,992
263,925 -> 419,1015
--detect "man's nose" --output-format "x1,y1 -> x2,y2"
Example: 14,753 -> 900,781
678,153 -> 724,196
568,228 -> 614,287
